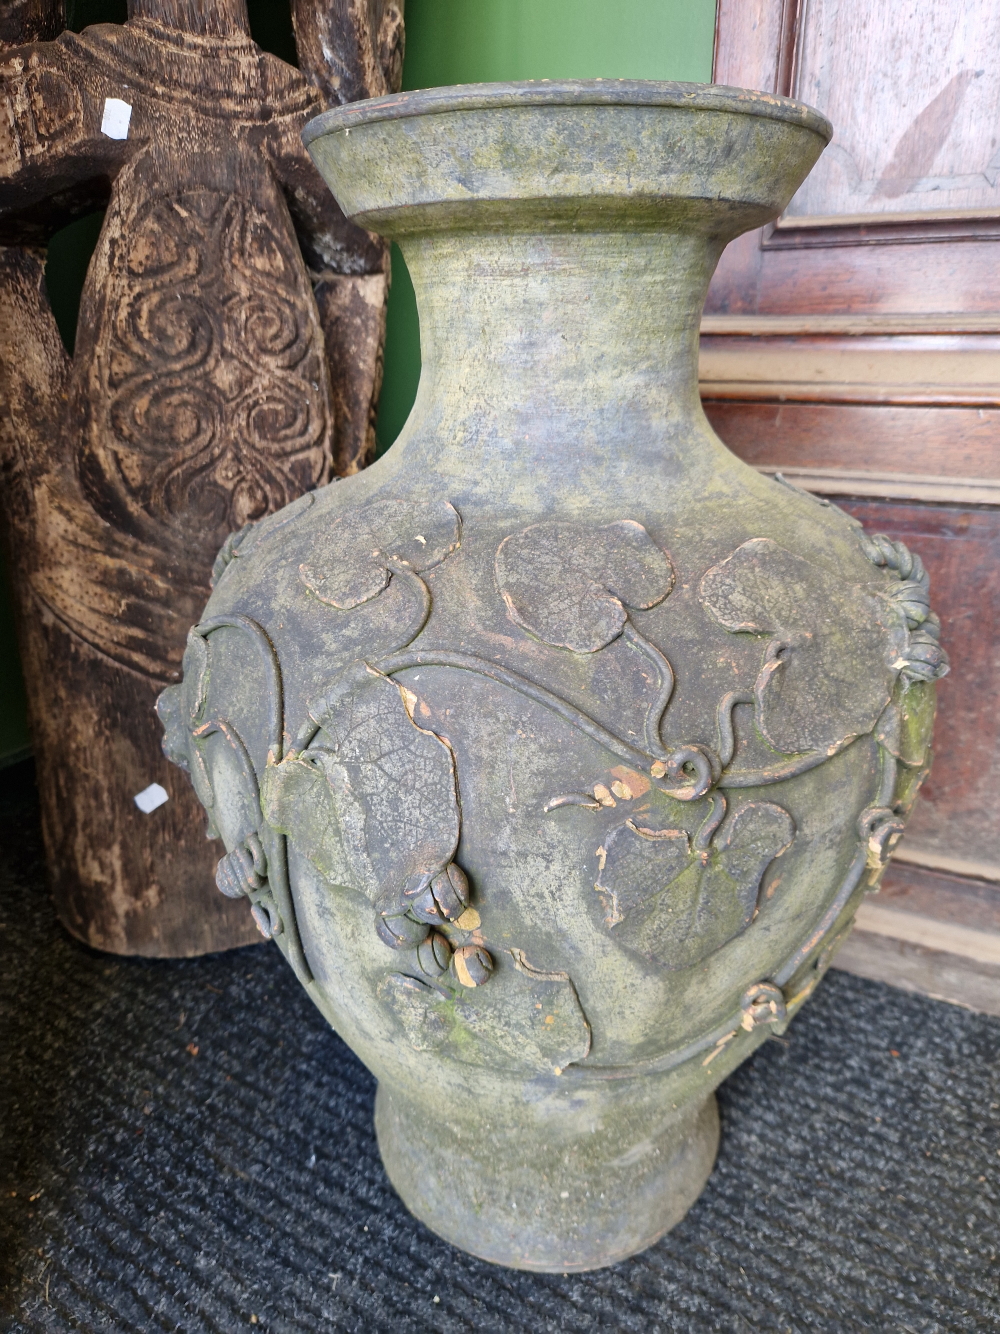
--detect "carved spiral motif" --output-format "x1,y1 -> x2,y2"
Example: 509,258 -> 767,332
118,288 -> 218,373
94,188 -> 332,531
234,378 -> 325,453
228,293 -> 313,369
111,379 -> 222,456
0,60 -> 82,169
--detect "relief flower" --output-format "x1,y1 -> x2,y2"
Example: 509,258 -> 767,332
858,532 -> 949,684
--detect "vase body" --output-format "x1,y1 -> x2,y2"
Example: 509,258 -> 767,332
158,82 -> 948,1271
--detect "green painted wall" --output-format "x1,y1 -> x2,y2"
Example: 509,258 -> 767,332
403,0 -> 716,88
0,0 -> 716,763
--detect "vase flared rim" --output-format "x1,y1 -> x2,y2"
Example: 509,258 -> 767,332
303,79 -> 832,239
303,79 -> 832,148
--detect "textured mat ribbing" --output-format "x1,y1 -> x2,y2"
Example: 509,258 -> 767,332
1,763 -> 998,1333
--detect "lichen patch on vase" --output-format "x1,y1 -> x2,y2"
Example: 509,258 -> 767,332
378,950 -> 590,1074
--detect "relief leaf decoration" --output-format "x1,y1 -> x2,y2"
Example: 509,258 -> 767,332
596,824 -> 691,926
156,628 -> 214,810
494,519 -> 675,653
299,498 -> 461,609
596,802 -> 794,970
700,538 -> 909,756
262,663 -> 461,909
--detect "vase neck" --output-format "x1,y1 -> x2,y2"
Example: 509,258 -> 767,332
389,226 -> 728,495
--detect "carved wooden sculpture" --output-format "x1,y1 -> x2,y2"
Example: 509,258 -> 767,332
0,0 -> 404,954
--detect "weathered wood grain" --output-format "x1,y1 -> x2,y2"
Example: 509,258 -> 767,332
0,0 -> 403,954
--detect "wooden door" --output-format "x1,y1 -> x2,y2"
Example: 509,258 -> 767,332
704,0 -> 1000,1011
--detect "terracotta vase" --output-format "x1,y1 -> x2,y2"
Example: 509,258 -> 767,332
157,82 -> 948,1272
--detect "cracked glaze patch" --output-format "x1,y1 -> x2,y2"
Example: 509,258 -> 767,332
299,498 -> 461,608
494,519 -> 675,652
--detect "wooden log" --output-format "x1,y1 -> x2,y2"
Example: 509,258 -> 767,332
0,0 -> 403,954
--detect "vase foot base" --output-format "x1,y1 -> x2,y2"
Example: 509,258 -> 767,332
374,1080 -> 719,1272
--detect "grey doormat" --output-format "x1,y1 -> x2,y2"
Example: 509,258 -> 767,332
1,760 -> 998,1334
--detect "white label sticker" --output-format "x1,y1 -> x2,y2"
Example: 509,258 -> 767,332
101,97 -> 132,140
134,782 -> 169,814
